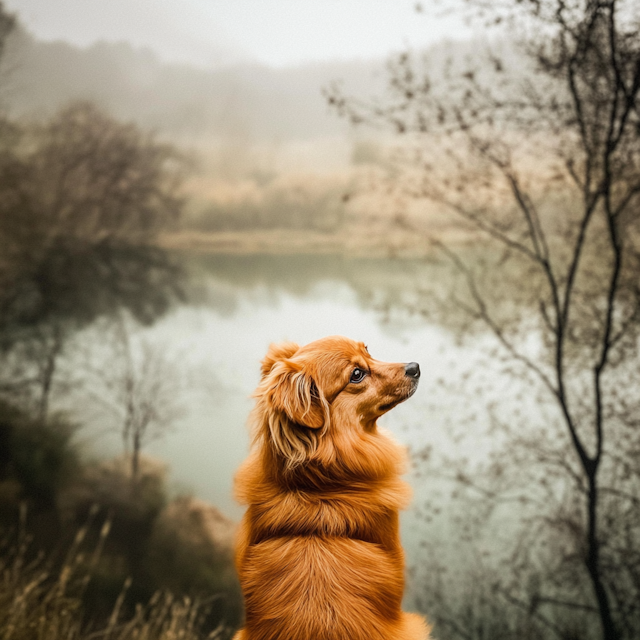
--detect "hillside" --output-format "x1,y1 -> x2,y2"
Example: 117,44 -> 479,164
1,26 -> 381,142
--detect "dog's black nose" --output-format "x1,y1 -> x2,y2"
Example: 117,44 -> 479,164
404,362 -> 420,379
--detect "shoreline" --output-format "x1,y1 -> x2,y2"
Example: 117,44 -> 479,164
159,227 -> 472,257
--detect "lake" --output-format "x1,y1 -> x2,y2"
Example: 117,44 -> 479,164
66,252 -> 521,594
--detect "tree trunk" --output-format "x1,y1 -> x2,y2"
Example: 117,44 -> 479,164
38,329 -> 63,423
131,431 -> 141,494
585,472 -> 619,640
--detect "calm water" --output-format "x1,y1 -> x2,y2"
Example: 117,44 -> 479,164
66,253 -> 520,582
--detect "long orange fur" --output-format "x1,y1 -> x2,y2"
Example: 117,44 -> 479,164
233,336 -> 431,640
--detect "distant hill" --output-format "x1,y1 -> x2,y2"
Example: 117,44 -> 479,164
0,26 -> 387,142
0,26 -> 496,144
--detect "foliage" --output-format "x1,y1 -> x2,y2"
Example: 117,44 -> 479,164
90,319 -> 185,486
0,101 -> 185,338
188,173 -> 347,233
0,9 -> 240,638
144,496 -> 243,626
0,401 -> 78,510
0,1 -> 13,65
0,404 -> 242,636
0,100 -> 187,420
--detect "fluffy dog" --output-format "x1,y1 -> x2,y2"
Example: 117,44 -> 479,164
233,335 -> 431,640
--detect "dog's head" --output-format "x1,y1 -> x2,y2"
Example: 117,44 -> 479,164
251,336 -> 420,473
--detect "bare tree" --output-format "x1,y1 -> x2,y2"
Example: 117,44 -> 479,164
329,1 -> 640,639
83,316 -> 184,488
0,101 -> 186,419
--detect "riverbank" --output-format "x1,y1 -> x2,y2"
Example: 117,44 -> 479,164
159,225 -> 472,256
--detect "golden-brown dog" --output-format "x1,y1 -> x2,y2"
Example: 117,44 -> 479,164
233,335 -> 431,640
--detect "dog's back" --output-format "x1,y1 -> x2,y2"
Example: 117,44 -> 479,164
233,337 -> 430,640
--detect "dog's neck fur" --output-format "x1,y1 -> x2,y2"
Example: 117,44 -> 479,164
236,418 -> 411,532
262,410 -> 403,481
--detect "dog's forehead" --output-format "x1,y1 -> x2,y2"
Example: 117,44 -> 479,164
296,335 -> 369,363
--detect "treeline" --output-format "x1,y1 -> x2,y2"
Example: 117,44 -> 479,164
188,173 -> 348,233
1,24 -> 368,140
1,15 -> 509,240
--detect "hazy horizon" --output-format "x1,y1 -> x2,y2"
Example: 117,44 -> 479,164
4,0 -> 474,69
0,10 -> 507,242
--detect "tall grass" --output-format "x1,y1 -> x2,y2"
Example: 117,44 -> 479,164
0,509 -> 229,640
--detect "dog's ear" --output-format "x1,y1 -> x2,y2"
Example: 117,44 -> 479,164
260,341 -> 300,377
269,360 -> 326,429
259,358 -> 328,468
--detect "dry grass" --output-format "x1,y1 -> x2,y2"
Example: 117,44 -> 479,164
0,510 -> 228,640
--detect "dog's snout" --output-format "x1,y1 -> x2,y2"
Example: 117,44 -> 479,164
404,362 -> 420,379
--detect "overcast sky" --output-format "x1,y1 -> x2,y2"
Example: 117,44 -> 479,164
4,0 -> 471,68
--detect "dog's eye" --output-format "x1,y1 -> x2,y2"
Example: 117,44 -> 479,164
349,367 -> 366,383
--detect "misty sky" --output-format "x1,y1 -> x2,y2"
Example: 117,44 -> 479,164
5,0 -> 471,68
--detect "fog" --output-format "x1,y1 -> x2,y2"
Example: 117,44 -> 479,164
1,26 -> 498,241
4,0 -> 470,67
3,1 -> 637,639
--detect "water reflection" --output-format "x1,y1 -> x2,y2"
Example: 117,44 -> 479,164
183,252 -> 447,321
64,253 -> 512,591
